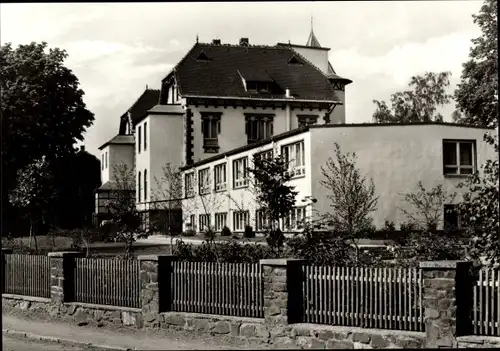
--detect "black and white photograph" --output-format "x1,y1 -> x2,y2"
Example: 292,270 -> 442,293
1,1 -> 498,350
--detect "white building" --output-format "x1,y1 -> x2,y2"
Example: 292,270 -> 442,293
95,29 -> 495,233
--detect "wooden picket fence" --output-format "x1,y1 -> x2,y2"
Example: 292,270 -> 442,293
171,261 -> 264,318
3,254 -> 51,298
472,268 -> 499,336
74,258 -> 141,308
302,266 -> 424,332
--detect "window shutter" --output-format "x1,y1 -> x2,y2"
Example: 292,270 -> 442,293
217,120 -> 221,134
201,119 -> 206,135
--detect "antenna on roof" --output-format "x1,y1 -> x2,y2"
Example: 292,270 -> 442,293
146,84 -> 148,90
196,34 -> 199,44
311,15 -> 313,32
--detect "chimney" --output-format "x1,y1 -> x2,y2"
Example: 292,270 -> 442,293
239,38 -> 249,46
80,145 -> 85,153
285,89 -> 290,98
212,39 -> 221,45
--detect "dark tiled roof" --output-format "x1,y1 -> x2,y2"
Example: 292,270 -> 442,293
174,43 -> 338,101
128,89 -> 160,125
98,135 -> 135,150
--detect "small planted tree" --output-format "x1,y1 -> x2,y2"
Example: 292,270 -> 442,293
399,181 -> 456,231
319,143 -> 378,262
9,157 -> 56,251
106,163 -> 147,259
458,133 -> 499,265
248,152 -> 298,252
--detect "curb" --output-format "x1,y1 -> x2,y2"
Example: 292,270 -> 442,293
2,329 -> 134,351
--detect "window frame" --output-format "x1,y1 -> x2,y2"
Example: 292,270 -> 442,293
199,214 -> 211,232
281,140 -> 306,178
214,162 -> 227,192
185,172 -> 195,198
215,212 -> 228,232
144,121 -> 148,151
245,114 -> 274,144
282,207 -> 307,231
442,139 -> 476,176
201,112 -> 222,153
297,114 -> 319,128
233,211 -> 250,232
198,167 -> 210,195
143,169 -> 148,201
138,125 -> 142,153
232,157 -> 249,189
137,171 -> 142,202
189,214 -> 196,231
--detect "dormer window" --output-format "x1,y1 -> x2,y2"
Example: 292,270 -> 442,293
246,81 -> 269,93
297,114 -> 319,127
195,51 -> 210,61
287,55 -> 303,65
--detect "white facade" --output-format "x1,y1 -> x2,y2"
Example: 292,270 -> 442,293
180,124 -> 495,233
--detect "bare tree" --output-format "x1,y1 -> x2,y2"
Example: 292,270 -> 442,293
105,163 -> 147,259
319,143 -> 379,261
399,181 -> 456,231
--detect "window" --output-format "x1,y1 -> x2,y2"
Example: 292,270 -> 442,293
254,149 -> 274,165
443,140 -> 475,176
233,211 -> 249,231
282,141 -> 305,177
198,168 -> 210,195
297,115 -> 318,127
201,112 -> 222,153
144,169 -> 148,201
233,157 -> 248,188
138,171 -> 142,202
215,212 -> 227,232
199,214 -> 211,232
185,173 -> 194,198
189,214 -> 196,230
138,126 -> 142,153
255,209 -> 270,232
246,81 -> 269,92
105,152 -> 108,169
144,122 -> 148,151
282,207 -> 307,231
245,114 -> 274,144
101,154 -> 104,170
444,204 -> 460,232
214,163 -> 227,192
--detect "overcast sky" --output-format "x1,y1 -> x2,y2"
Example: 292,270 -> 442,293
1,1 -> 483,158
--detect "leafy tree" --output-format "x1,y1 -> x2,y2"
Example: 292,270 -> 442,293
458,133 -> 499,265
105,163 -> 147,259
454,0 -> 498,128
399,181 -> 457,231
247,153 -> 298,252
319,143 -> 378,259
8,157 -> 56,250
1,42 -> 94,234
372,72 -> 453,123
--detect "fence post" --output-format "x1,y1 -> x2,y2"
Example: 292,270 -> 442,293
1,248 -> 13,294
260,258 -> 306,327
138,255 -> 176,327
48,251 -> 82,305
420,260 -> 473,348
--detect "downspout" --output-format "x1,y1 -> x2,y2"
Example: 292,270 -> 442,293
285,89 -> 292,131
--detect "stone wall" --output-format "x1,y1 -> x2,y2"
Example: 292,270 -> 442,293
3,251 -> 500,349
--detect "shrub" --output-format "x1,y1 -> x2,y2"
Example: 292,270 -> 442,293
204,229 -> 216,241
243,225 -> 255,238
221,226 -> 231,237
182,229 -> 196,237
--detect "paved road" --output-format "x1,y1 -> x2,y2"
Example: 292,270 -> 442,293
3,335 -> 88,351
